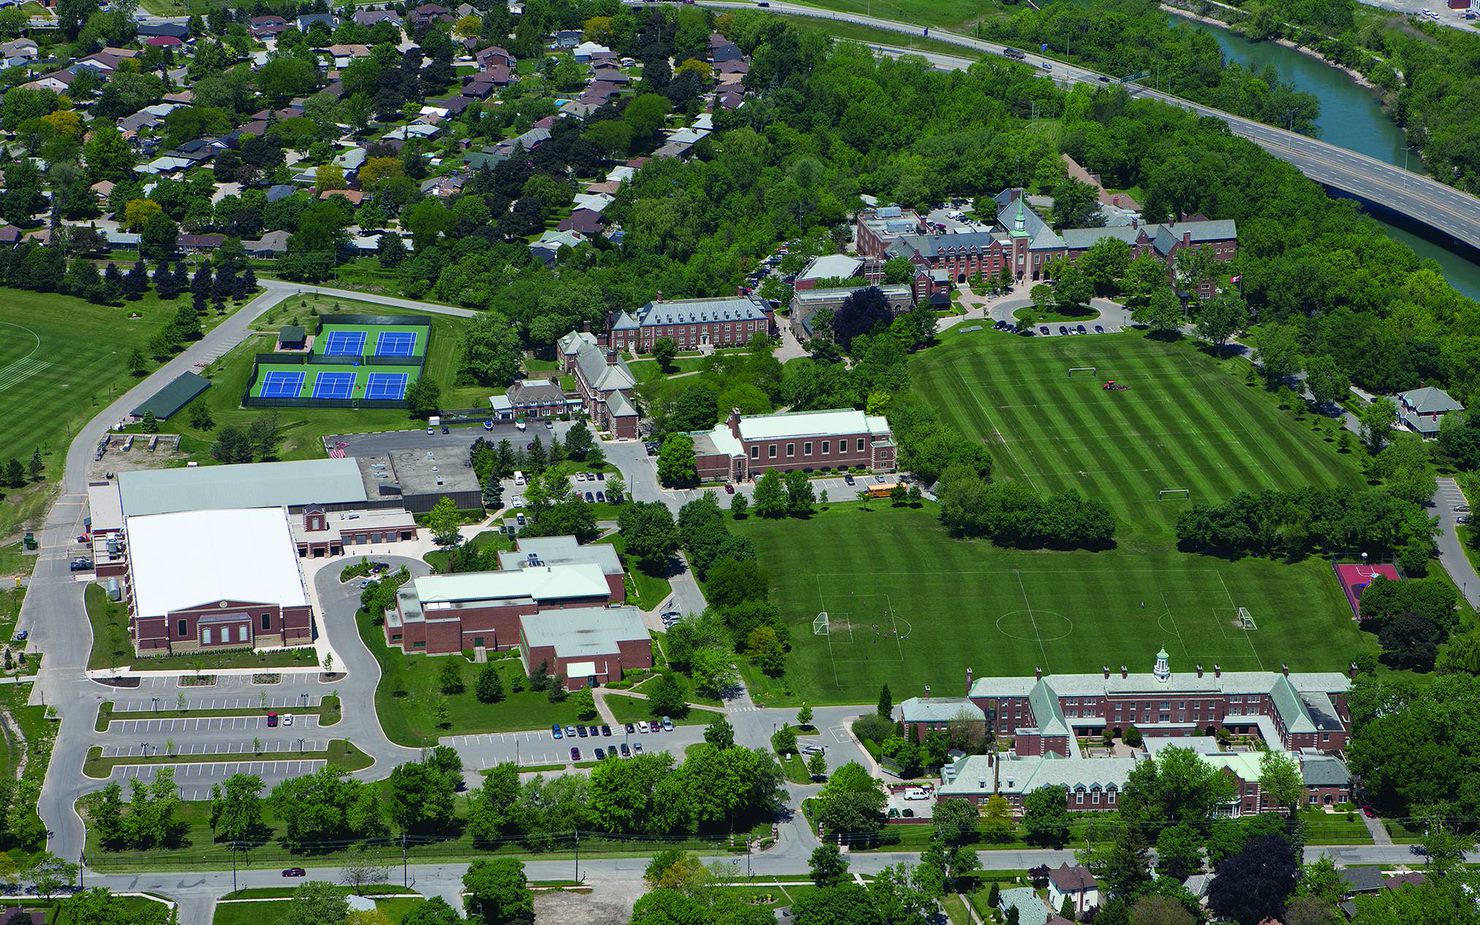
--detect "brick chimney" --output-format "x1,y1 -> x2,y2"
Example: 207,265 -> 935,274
965,666 -> 973,696
1214,664 -> 1221,679
1349,662 -> 1359,679
727,407 -> 742,439
582,320 -> 590,333
1103,665 -> 1109,680
605,349 -> 617,366
1034,666 -> 1041,681
1120,665 -> 1128,679
1282,663 -> 1289,677
1196,664 -> 1203,678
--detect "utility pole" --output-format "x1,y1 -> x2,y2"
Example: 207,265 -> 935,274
78,852 -> 84,888
401,834 -> 408,888
230,842 -> 238,893
574,829 -> 580,883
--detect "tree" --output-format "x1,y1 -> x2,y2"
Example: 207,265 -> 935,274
1359,398 -> 1397,455
1192,291 -> 1249,350
281,880 -> 349,925
653,337 -> 678,372
982,794 -> 1016,843
1135,287 -> 1184,337
1129,894 -> 1197,925
476,663 -> 504,703
564,421 -> 595,460
1304,354 -> 1349,410
771,723 -> 798,755
784,470 -> 815,516
461,311 -> 523,386
188,401 -> 214,430
809,843 -> 849,887
617,501 -> 679,574
27,448 -> 42,481
1259,749 -> 1305,817
1052,265 -> 1093,314
1208,835 -> 1299,925
657,433 -> 699,488
704,716 -> 735,749
427,496 -> 462,549
210,773 -> 264,844
1119,745 -> 1235,835
463,858 -> 533,924
401,897 -> 466,925
572,687 -> 597,721
24,853 -> 77,900
792,882 -> 882,925
140,211 -> 179,261
406,376 -> 441,418
1283,895 -> 1340,925
1051,178 -> 1102,228
1253,323 -> 1302,387
877,684 -> 893,718
833,287 -> 894,351
752,470 -> 787,518
647,672 -> 688,717
1022,785 -> 1072,847
340,847 -> 390,895
808,751 -> 828,780
814,762 -> 887,845
438,657 -> 464,695
1156,823 -> 1204,880
932,796 -> 980,847
798,704 -> 814,728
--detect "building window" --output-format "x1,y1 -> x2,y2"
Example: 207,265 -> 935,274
1075,789 -> 1085,805
804,442 -> 813,456
239,626 -> 248,642
822,440 -> 830,454
1107,788 -> 1116,804
856,438 -> 865,451
750,446 -> 758,459
786,443 -> 795,457
413,641 -> 425,649
202,628 -> 212,644
262,614 -> 271,630
178,619 -> 187,637
768,445 -> 777,459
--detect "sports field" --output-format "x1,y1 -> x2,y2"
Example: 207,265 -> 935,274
249,362 -> 422,401
732,330 -> 1373,705
735,505 -> 1371,705
912,330 -> 1363,538
311,322 -> 427,360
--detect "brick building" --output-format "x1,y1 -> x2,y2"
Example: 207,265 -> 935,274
125,508 -> 314,656
962,649 -> 1352,756
872,189 -> 1237,295
896,697 -> 987,740
385,562 -> 622,655
855,204 -> 925,259
519,606 -> 652,690
607,296 -> 773,352
789,284 -> 913,341
558,330 -> 639,439
691,408 -> 895,483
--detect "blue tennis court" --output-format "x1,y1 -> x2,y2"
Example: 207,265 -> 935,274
364,372 -> 409,400
323,330 -> 367,356
259,371 -> 305,398
375,331 -> 418,357
312,371 -> 356,400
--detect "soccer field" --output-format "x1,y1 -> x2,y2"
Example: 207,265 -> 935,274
732,331 -> 1374,705
735,506 -> 1372,705
911,330 -> 1362,537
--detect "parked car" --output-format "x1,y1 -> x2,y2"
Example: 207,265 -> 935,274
588,725 -> 601,737
1039,326 -> 1050,335
638,721 -> 650,733
441,426 -> 450,434
625,723 -> 636,734
516,421 -> 527,431
1076,324 -> 1087,334
595,472 -> 605,481
552,724 -> 563,739
266,712 -> 279,728
584,492 -> 594,502
1059,325 -> 1069,335
577,725 -> 588,738
11,631 -> 25,642
565,725 -> 578,738
620,743 -> 631,757
594,747 -> 605,760
661,716 -> 674,732
282,868 -> 306,877
633,742 -> 644,754
844,473 -> 855,485
724,483 -> 735,494
595,491 -> 606,502
575,471 -> 586,482
69,558 -> 92,572
601,724 -> 612,737
483,420 -> 494,431
570,747 -> 581,762
1094,325 -> 1105,334
282,713 -> 293,727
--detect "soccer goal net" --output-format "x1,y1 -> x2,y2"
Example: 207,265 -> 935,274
1068,366 -> 1097,377
813,612 -> 830,636
1237,606 -> 1257,630
1158,488 -> 1191,500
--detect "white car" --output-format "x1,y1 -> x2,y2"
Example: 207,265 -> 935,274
515,421 -> 527,431
638,720 -> 650,733
282,713 -> 294,727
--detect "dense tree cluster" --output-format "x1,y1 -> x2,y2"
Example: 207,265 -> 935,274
1174,486 -> 1434,565
937,468 -> 1116,549
85,771 -> 185,851
1347,672 -> 1480,818
1358,575 -> 1459,670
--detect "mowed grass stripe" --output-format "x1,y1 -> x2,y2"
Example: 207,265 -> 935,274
1133,348 -> 1261,502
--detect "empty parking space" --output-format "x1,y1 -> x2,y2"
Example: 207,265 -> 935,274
443,726 -> 706,769
113,759 -> 326,799
107,715 -> 321,734
100,738 -> 329,758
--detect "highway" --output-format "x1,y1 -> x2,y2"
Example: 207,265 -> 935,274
689,0 -> 1480,252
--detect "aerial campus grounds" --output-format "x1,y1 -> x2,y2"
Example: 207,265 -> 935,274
736,328 -> 1377,705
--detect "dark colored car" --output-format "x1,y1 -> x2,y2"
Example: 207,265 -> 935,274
601,725 -> 612,737
266,712 -> 279,727
724,483 -> 735,494
1094,325 -> 1104,334
588,725 -> 600,737
1059,325 -> 1069,335
1076,324 -> 1087,334
625,723 -> 636,734
844,473 -> 855,485
552,724 -> 563,740
570,747 -> 581,762
441,426 -> 450,434
282,868 -> 306,877
620,743 -> 631,757
594,747 -> 606,760
577,725 -> 588,738
584,492 -> 594,502
1039,326 -> 1050,335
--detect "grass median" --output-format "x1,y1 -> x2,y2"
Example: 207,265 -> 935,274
83,739 -> 371,778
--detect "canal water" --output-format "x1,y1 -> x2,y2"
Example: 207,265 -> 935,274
1172,13 -> 1480,300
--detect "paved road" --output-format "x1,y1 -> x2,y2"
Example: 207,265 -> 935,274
1432,478 -> 1479,608
687,0 -> 1480,250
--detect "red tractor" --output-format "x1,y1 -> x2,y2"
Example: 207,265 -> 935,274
1103,380 -> 1129,391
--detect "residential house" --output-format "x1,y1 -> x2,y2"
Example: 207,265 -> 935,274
1047,865 -> 1100,918
501,378 -> 568,420
1396,386 -> 1462,437
296,12 -> 337,31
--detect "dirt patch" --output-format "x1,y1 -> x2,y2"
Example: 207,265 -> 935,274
534,883 -> 644,925
87,434 -> 188,481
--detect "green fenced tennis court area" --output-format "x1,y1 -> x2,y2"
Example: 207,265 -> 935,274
313,323 -> 428,360
250,363 -> 422,402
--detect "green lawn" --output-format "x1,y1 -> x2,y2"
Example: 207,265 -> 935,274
734,332 -> 1373,705
213,896 -> 420,925
423,529 -> 514,573
85,583 -> 134,672
596,533 -> 673,611
1012,305 -> 1102,325
138,297 -> 480,463
84,740 -> 370,777
0,286 -> 234,540
1298,807 -> 1373,845
603,693 -> 717,726
357,611 -> 585,746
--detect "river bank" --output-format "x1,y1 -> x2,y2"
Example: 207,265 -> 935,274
1161,2 -> 1385,94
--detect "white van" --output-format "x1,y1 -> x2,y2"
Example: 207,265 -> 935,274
513,471 -> 526,486
904,788 -> 930,801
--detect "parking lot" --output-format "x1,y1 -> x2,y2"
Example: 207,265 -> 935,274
100,738 -> 330,758
106,715 -> 321,735
443,723 -> 707,771
105,674 -> 323,712
113,759 -> 327,799
326,420 -> 576,461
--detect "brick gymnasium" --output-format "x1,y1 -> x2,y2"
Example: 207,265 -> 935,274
692,408 -> 896,482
